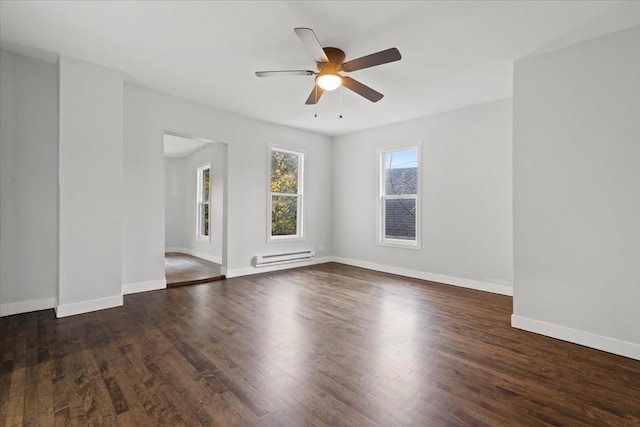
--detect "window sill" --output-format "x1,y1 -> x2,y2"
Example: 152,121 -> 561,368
377,240 -> 421,250
268,236 -> 305,243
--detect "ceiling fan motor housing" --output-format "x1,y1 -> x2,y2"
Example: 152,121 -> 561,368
319,47 -> 346,70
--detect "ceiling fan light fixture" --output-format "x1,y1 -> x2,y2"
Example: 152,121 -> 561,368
256,28 -> 401,104
316,73 -> 342,91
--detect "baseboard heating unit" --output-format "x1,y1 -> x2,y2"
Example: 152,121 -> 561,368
253,250 -> 315,267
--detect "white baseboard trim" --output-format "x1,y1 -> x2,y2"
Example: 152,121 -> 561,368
55,294 -> 123,318
225,255 -> 512,296
122,279 -> 166,295
511,314 -> 640,361
165,247 -> 222,264
331,256 -> 513,296
0,296 -> 57,317
226,256 -> 332,278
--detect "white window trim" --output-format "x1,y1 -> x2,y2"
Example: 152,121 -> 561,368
377,143 -> 422,249
268,145 -> 305,243
196,163 -> 211,242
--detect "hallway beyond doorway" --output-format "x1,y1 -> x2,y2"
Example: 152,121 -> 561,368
164,252 -> 223,287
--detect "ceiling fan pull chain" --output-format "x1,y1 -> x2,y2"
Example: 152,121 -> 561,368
339,86 -> 344,119
314,86 -> 318,118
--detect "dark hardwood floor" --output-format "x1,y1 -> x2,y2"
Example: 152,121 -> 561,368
165,252 -> 223,287
1,263 -> 639,426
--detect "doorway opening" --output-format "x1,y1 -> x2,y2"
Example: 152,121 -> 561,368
163,133 -> 228,287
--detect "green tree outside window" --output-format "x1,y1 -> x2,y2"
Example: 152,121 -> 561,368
270,149 -> 303,238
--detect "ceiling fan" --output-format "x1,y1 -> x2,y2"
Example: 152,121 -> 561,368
256,27 -> 402,105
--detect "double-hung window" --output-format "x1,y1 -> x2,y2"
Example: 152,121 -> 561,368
378,146 -> 420,248
269,147 -> 304,241
196,163 -> 211,241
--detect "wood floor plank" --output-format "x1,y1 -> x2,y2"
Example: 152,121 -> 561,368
33,360 -> 55,427
5,362 -> 25,426
2,262 -> 639,426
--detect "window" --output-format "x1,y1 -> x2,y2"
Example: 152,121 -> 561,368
378,146 -> 420,248
196,164 -> 211,240
269,147 -> 304,240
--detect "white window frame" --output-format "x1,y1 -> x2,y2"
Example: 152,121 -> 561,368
377,144 -> 421,249
196,163 -> 211,242
268,146 -> 304,242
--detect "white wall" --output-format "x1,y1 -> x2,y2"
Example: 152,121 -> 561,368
332,99 -> 513,294
512,26 -> 640,360
123,83 -> 332,285
0,50 -> 58,316
164,157 -> 186,248
164,142 -> 225,263
57,56 -> 124,316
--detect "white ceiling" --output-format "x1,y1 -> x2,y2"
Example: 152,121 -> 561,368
2,1 -> 639,137
163,134 -> 209,158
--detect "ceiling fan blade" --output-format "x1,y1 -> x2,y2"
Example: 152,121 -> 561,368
342,48 -> 401,72
305,86 -> 325,105
342,76 -> 384,102
294,27 -> 330,63
255,70 -> 315,77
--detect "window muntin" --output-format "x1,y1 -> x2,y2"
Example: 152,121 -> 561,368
379,146 -> 420,247
270,148 -> 303,240
197,164 -> 211,240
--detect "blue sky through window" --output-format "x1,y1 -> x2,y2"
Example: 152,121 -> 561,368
385,148 -> 418,169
